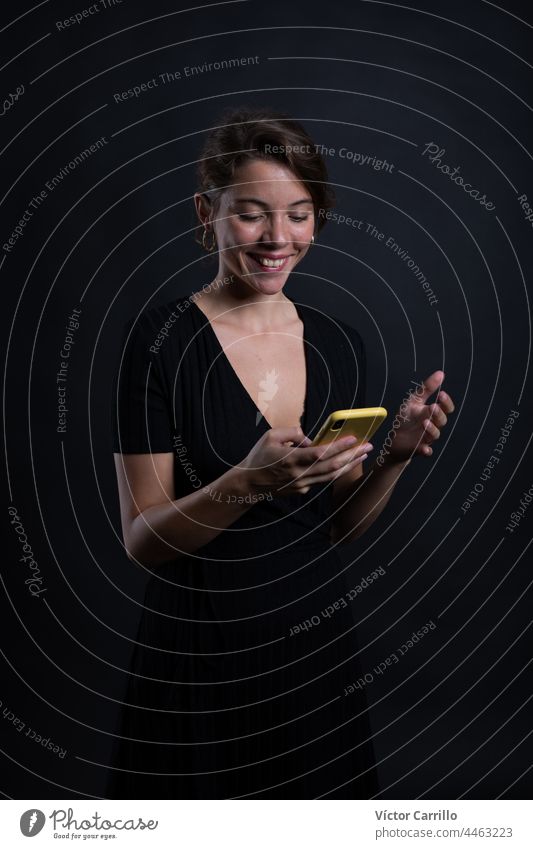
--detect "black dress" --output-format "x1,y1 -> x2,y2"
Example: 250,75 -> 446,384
106,293 -> 379,799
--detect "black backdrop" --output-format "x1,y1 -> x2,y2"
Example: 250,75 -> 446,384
1,0 -> 532,799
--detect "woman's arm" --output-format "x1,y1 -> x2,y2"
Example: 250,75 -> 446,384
115,426 -> 369,568
330,369 -> 455,546
114,452 -> 255,568
330,455 -> 412,546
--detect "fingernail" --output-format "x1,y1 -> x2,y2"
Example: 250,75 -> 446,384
365,443 -> 373,451
345,436 -> 358,444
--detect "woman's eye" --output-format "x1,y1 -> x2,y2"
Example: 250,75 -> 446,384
238,214 -> 310,222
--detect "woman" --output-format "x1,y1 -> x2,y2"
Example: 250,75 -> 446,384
106,106 -> 455,799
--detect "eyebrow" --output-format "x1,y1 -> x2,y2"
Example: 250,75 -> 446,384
232,197 -> 314,207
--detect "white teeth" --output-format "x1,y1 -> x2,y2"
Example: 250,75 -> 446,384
252,255 -> 286,267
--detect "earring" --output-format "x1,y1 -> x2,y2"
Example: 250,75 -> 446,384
310,235 -> 315,246
202,227 -> 217,252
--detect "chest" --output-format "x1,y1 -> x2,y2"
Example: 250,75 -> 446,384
209,320 -> 307,429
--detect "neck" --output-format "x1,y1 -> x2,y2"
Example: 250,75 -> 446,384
197,274 -> 296,330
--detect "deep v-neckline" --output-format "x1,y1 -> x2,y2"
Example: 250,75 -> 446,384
190,297 -> 310,433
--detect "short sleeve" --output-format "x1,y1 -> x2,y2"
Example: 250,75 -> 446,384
337,320 -> 367,410
112,313 -> 174,454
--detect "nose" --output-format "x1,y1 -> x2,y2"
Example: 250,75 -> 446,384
262,213 -> 289,246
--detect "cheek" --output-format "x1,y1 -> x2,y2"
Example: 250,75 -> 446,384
293,228 -> 313,246
235,227 -> 253,248
222,223 -> 256,250
293,218 -> 315,239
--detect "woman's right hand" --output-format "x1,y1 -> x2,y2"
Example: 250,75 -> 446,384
238,426 -> 373,497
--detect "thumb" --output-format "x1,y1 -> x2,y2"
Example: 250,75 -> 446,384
273,426 -> 310,446
417,370 -> 445,403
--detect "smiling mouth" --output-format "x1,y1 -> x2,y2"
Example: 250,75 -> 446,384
247,253 -> 293,270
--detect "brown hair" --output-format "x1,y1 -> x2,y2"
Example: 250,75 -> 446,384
194,105 -> 336,248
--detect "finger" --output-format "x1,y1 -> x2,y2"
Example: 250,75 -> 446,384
289,444 -> 367,484
436,390 -> 455,413
422,419 -> 441,440
428,403 -> 447,428
307,442 -> 373,473
318,434 -> 361,455
416,370 -> 445,404
297,454 -> 368,487
297,435 -> 363,464
276,444 -> 366,487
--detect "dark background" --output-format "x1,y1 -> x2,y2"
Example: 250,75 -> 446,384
1,0 -> 532,799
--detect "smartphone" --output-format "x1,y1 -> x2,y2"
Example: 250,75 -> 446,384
311,407 -> 388,446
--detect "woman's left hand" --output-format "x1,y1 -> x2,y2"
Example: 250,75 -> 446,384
383,370 -> 455,462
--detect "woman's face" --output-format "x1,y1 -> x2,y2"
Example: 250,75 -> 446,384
196,158 -> 316,295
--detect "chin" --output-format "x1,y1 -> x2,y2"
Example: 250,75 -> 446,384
251,274 -> 289,292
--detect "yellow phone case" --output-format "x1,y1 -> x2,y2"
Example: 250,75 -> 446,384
312,407 -> 388,446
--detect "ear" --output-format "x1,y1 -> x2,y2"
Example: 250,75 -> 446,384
193,192 -> 212,226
